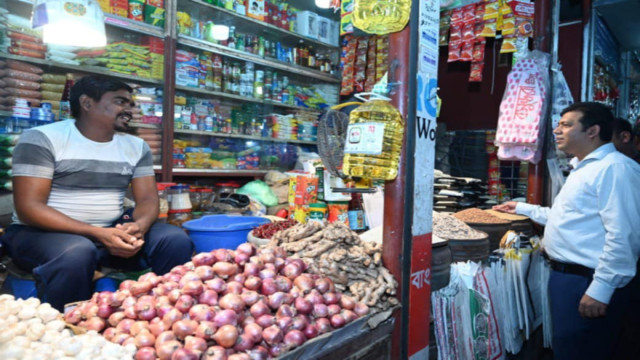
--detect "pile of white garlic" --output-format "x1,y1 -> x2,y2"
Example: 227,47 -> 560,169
0,294 -> 136,360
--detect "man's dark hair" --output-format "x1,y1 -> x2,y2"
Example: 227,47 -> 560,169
612,117 -> 632,138
70,75 -> 133,119
560,102 -> 614,142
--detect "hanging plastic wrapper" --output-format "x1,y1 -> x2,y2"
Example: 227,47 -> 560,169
432,261 -> 504,360
495,50 -> 551,164
342,75 -> 404,180
351,0 -> 410,34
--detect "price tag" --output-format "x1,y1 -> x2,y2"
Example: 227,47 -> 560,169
343,122 -> 385,155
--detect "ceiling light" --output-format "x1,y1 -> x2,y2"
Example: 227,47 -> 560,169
32,0 -> 107,48
315,0 -> 331,9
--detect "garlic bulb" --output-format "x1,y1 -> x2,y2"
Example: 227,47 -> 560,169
60,337 -> 82,356
45,319 -> 66,332
25,322 -> 46,341
37,304 -> 58,323
0,328 -> 16,344
9,321 -> 27,336
18,306 -> 37,320
24,297 -> 40,308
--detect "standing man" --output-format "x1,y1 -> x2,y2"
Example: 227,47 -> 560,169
611,117 -> 640,162
493,102 -> 640,359
1,75 -> 194,311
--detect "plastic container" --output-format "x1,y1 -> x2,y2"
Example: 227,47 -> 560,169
167,209 -> 193,227
327,201 -> 349,225
169,184 -> 192,211
183,215 -> 270,253
342,96 -> 405,180
308,203 -> 327,224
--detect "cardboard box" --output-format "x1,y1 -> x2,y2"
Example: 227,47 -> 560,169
296,11 -> 318,39
246,0 -> 265,21
317,16 -> 339,46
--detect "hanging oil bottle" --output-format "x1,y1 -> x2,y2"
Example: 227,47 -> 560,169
351,0 -> 411,35
342,91 -> 404,181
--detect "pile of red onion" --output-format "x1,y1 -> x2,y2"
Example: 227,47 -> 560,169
65,243 -> 369,360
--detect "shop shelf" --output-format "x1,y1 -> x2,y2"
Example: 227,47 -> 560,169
0,53 -> 163,86
153,165 -> 162,172
189,0 -> 339,52
174,85 -> 322,113
171,168 -> 268,177
178,36 -> 341,84
104,14 -> 165,38
173,128 -> 317,145
127,122 -> 162,129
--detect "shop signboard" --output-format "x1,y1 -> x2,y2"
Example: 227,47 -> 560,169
409,0 -> 439,359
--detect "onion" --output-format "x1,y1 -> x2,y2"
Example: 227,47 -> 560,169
153,285 -> 168,297
264,263 -> 276,272
312,303 -> 328,318
274,257 -> 285,272
305,291 -> 324,306
243,322 -> 263,343
240,290 -> 260,306
171,265 -> 189,276
135,297 -> 157,321
135,347 -> 157,360
170,348 -> 199,360
194,266 -> 214,282
135,330 -> 156,348
214,309 -> 238,327
258,251 -> 276,264
116,318 -> 135,334
289,258 -> 307,271
232,273 -> 246,284
82,302 -> 99,318
162,308 -> 184,327
179,272 -> 201,288
172,319 -> 198,339
354,303 -> 370,316
243,276 -> 262,291
140,272 -> 162,287
303,323 -> 319,339
234,333 -> 255,352
235,252 -> 250,265
189,304 -> 215,322
258,268 -> 276,281
108,310 -> 125,326
330,314 -> 345,328
339,295 -> 356,310
195,321 -> 216,340
244,262 -> 261,277
290,286 -> 303,299
168,289 -> 182,303
241,314 -> 255,326
184,335 -> 208,354
256,314 -> 275,328
198,290 -> 219,306
276,304 -> 295,319
175,294 -> 196,313
131,281 -> 153,296
283,329 -> 306,348
262,325 -> 283,345
247,346 -> 269,360
110,291 -> 127,307
119,279 -> 136,291
130,320 -> 150,336
182,280 -> 204,296
273,246 -> 288,259
249,300 -> 270,319
103,327 -> 117,341
276,316 -> 292,332
213,249 -> 234,263
237,243 -> 255,256
224,281 -> 244,295
149,318 -> 169,336
157,303 -> 174,318
268,343 -> 287,357
205,278 -> 227,293
323,292 -> 341,305
291,315 -> 309,331
162,272 -> 181,283
124,304 -> 138,319
219,293 -> 245,312
316,318 -> 332,334
261,278 -> 278,295
156,330 -> 177,345
294,297 -> 312,315
314,277 -> 333,294
112,332 -> 131,345
342,309 -> 358,324
212,324 -> 239,348
327,304 -> 341,317
281,263 -> 302,280
274,276 -> 293,292
97,303 -> 115,319
192,253 -> 216,267
203,345 -> 227,360
267,292 -> 287,310
229,354 -> 251,360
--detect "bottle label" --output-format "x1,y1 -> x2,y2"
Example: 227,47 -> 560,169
344,122 -> 386,155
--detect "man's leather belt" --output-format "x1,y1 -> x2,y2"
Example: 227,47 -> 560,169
548,258 -> 594,278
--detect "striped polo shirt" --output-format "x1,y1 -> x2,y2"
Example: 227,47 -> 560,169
11,119 -> 154,227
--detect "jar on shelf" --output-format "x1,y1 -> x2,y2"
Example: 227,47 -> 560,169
167,209 -> 193,227
215,181 -> 241,201
169,184 -> 193,211
189,187 -> 202,212
198,188 -> 215,211
156,182 -> 176,223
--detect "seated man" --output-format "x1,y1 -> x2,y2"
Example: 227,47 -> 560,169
1,75 -> 193,310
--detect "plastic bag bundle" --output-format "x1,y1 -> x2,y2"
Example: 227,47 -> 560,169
495,50 -> 551,164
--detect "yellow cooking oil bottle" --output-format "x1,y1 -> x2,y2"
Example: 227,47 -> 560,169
351,0 -> 411,34
342,91 -> 404,181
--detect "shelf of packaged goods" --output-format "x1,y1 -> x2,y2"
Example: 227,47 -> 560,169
189,0 -> 339,52
104,14 -> 165,38
0,53 -> 163,85
174,128 -> 317,145
127,122 -> 162,129
174,85 -> 322,113
177,36 -> 340,84
172,168 -> 268,177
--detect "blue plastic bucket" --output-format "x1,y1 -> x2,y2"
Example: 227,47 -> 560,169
182,215 -> 270,253
2,274 -> 37,300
